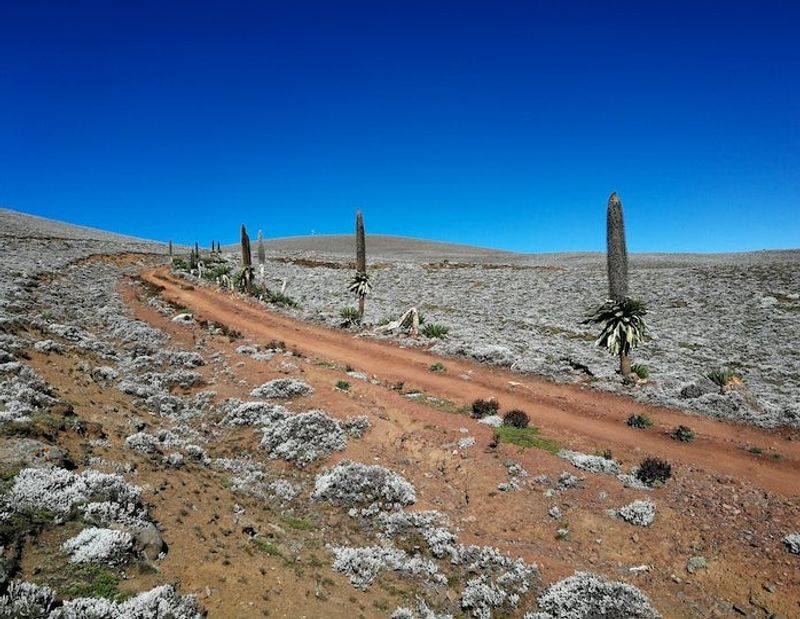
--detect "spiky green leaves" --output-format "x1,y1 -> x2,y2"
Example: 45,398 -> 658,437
584,298 -> 648,357
348,272 -> 373,298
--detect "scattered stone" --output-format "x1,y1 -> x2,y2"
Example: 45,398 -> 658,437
782,533 -> 800,554
0,438 -> 71,469
171,313 -> 194,324
686,556 -> 708,574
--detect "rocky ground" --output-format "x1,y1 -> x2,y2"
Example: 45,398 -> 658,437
1,208 -> 799,618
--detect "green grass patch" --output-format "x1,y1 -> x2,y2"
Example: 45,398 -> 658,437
282,515 -> 314,531
421,323 -> 449,338
58,565 -> 133,602
335,380 -> 351,391
255,540 -> 283,557
495,426 -> 560,453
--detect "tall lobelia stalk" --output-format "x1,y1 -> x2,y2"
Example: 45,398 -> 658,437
591,191 -> 645,378
168,240 -> 172,257
607,192 -> 630,375
240,224 -> 253,291
606,192 -> 629,302
257,229 -> 266,281
348,209 -> 372,321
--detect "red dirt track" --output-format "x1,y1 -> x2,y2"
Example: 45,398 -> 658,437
142,266 -> 800,497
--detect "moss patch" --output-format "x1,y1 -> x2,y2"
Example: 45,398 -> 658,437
495,426 -> 560,453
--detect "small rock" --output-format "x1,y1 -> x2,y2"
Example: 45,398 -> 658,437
0,438 -> 71,469
122,522 -> 166,561
687,556 -> 708,574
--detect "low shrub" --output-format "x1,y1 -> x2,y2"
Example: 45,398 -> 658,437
429,362 -> 446,373
267,290 -> 299,308
626,413 -> 653,429
502,409 -> 530,429
631,363 -> 649,379
707,368 -> 740,388
616,499 -> 656,527
471,399 -> 500,419
636,456 -> 672,486
340,307 -> 360,326
670,425 -> 695,442
336,380 -> 350,391
421,323 -> 449,338
171,258 -> 189,271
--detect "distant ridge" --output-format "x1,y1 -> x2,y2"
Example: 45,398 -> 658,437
3,208 -> 797,266
0,207 -> 162,246
225,233 -> 519,262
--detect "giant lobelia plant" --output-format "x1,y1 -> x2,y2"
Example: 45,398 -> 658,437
348,210 -> 372,320
584,193 -> 647,378
238,224 -> 254,292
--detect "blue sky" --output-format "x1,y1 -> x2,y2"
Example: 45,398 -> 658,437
1,1 -> 798,252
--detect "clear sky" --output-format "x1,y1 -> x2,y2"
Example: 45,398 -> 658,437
1,1 -> 798,252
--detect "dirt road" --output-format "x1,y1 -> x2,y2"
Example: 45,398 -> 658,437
142,266 -> 800,497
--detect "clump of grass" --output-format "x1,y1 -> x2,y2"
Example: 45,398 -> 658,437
421,323 -> 449,338
626,413 -> 653,429
707,368 -> 741,389
595,448 -> 613,460
255,540 -> 283,557
747,446 -> 764,455
636,456 -> 672,486
471,398 -> 499,419
495,426 -> 560,453
266,290 -> 299,308
631,363 -> 649,379
429,362 -> 446,373
172,257 -> 190,270
340,306 -> 361,326
335,380 -> 351,391
281,515 -> 314,531
502,409 -> 530,429
60,565 -> 132,602
670,425 -> 695,442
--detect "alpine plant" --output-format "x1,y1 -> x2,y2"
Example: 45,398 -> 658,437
350,209 -> 372,319
584,297 -> 648,377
